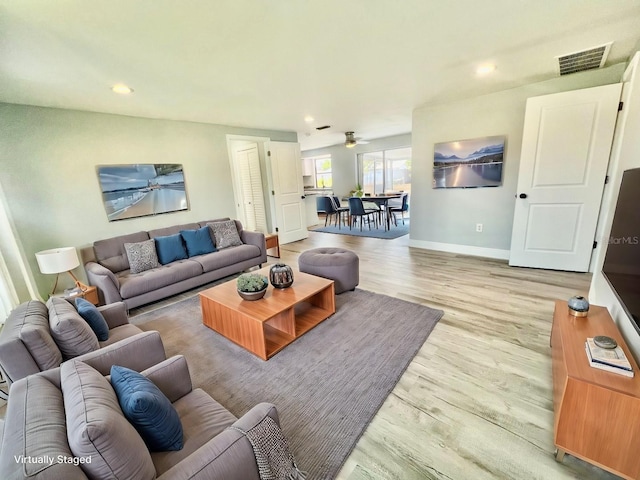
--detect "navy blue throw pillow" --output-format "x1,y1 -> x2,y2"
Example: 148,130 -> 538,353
154,234 -> 188,265
75,298 -> 109,341
110,365 -> 184,452
180,226 -> 216,257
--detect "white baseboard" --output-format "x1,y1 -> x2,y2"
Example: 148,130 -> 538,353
408,239 -> 510,260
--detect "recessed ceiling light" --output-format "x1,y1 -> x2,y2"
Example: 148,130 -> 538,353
304,115 -> 314,123
476,64 -> 496,75
112,84 -> 134,94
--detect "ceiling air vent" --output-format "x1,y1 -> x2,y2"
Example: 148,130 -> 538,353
556,43 -> 612,76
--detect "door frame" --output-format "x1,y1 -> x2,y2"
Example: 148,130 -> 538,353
226,135 -> 275,233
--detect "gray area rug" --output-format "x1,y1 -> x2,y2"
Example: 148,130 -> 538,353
133,288 -> 443,479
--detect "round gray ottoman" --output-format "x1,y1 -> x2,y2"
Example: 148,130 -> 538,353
298,248 -> 359,294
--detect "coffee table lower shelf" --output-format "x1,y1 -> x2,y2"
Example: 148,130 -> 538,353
263,301 -> 333,357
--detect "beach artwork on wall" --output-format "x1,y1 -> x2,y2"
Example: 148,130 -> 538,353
433,135 -> 505,188
96,164 -> 189,221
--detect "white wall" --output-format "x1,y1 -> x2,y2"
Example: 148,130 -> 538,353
410,63 -> 626,258
0,104 -> 296,298
302,133 -> 412,198
589,53 -> 640,361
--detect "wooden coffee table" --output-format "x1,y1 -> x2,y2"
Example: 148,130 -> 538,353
199,267 -> 335,360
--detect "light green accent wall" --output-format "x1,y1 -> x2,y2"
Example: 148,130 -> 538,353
303,133 -> 412,198
0,104 -> 296,299
410,63 -> 626,253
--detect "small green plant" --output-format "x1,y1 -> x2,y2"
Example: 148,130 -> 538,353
237,273 -> 268,292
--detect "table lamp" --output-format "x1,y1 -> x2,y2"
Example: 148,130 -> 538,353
35,247 -> 87,297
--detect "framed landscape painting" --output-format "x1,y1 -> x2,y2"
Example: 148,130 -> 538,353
97,164 -> 189,221
433,135 -> 505,188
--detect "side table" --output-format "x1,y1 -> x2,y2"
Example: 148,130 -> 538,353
52,285 -> 99,305
265,233 -> 280,258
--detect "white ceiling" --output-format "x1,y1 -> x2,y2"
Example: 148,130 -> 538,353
2,0 -> 640,151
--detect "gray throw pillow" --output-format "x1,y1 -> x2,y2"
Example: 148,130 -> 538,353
47,297 -> 99,359
208,220 -> 243,249
124,239 -> 160,274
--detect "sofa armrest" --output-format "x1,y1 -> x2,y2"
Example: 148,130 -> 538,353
156,404 -> 279,480
141,355 -> 192,403
73,331 -> 166,375
98,301 -> 129,329
240,230 -> 266,258
231,402 -> 280,431
85,261 -> 122,304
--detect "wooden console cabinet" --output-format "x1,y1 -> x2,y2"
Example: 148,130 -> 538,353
551,300 -> 640,479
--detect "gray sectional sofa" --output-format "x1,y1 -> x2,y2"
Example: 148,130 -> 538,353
0,355 -> 280,479
82,218 -> 266,309
0,298 -> 166,388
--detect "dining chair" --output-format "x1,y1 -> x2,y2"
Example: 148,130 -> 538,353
390,193 -> 409,225
330,196 -> 349,229
348,197 -> 378,231
320,196 -> 340,227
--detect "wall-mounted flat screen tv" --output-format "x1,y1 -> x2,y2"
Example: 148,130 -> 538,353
602,167 -> 640,333
433,135 -> 505,188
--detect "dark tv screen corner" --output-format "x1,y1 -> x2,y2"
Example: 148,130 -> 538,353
602,167 -> 640,333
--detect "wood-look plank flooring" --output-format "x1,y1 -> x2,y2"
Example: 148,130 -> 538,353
276,229 -> 619,480
0,227 -> 620,479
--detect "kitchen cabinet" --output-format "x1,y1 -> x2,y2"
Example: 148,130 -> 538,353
302,158 -> 315,177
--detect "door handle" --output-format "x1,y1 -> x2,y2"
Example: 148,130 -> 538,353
301,195 -> 306,199
519,193 -> 528,199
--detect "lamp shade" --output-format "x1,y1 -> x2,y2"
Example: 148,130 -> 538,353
35,247 -> 80,274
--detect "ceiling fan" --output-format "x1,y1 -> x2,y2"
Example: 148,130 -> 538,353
345,131 -> 368,148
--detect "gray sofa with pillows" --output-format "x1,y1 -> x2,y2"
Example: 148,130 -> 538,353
0,355 -> 282,479
0,298 -> 166,389
82,218 -> 267,309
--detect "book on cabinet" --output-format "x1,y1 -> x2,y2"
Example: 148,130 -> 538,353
586,337 -> 633,370
585,342 -> 634,377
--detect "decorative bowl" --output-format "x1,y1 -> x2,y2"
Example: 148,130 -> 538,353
237,287 -> 267,301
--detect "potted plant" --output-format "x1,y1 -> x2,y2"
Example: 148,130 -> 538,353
236,273 -> 268,300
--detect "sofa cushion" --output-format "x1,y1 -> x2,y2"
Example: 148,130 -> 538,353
94,231 -> 150,273
150,388 -> 237,475
47,297 -> 99,359
0,374 -> 82,479
180,226 -> 217,257
62,360 -> 156,480
75,298 -> 109,341
208,220 -> 243,249
111,365 -> 184,452
19,324 -> 62,371
154,234 -> 188,265
192,244 -> 262,273
124,239 -> 161,274
148,222 -> 200,239
6,300 -> 63,371
118,259 -> 203,299
99,324 -> 144,348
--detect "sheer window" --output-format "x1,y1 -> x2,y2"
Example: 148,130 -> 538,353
358,147 -> 411,195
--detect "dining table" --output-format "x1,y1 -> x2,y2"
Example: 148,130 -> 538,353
361,194 -> 402,231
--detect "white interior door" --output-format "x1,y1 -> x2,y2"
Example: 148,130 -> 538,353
236,144 -> 267,232
268,141 -> 308,244
509,83 -> 622,272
